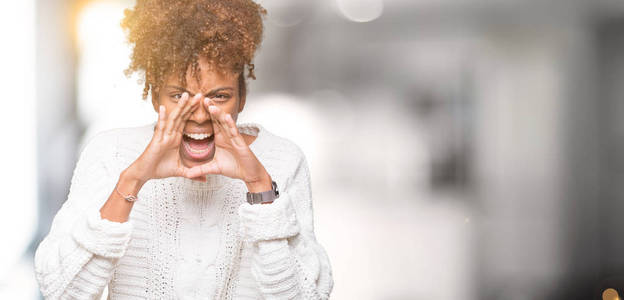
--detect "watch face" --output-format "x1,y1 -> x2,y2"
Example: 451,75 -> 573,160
272,181 -> 279,196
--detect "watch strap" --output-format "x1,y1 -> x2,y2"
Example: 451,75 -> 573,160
246,180 -> 279,204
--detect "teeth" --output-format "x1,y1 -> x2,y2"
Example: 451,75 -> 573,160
184,133 -> 213,140
188,147 -> 210,154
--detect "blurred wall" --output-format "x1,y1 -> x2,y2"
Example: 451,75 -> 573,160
33,0 -> 81,249
5,0 -> 624,299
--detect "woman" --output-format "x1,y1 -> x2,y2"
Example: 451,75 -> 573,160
33,0 -> 334,299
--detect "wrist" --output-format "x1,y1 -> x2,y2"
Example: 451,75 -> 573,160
100,170 -> 144,223
245,173 -> 272,193
120,168 -> 147,192
123,162 -> 150,185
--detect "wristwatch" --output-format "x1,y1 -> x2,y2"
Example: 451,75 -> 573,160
246,180 -> 279,204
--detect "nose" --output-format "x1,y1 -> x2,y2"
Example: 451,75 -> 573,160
188,94 -> 211,124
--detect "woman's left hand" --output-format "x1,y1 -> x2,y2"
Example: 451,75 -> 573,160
185,99 -> 272,192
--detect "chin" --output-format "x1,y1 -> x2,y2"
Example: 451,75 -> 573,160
181,156 -> 214,168
179,147 -> 215,169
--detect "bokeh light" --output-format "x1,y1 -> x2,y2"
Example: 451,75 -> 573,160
335,0 -> 383,23
76,0 -> 155,142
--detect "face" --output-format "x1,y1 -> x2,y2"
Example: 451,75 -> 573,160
152,56 -> 246,168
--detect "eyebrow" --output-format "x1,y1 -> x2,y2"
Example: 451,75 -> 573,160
165,85 -> 234,97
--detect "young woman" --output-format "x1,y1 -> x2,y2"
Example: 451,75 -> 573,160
34,0 -> 334,298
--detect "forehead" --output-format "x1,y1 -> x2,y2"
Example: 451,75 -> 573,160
164,56 -> 238,91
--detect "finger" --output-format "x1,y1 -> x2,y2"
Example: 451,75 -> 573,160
217,111 -> 244,148
190,176 -> 207,182
171,92 -> 190,131
177,167 -> 206,182
199,161 -> 221,175
179,94 -> 200,124
221,113 -> 237,138
174,93 -> 199,132
208,104 -> 232,138
218,110 -> 232,134
155,105 -> 166,141
224,113 -> 247,148
169,93 -> 190,133
186,161 -> 220,178
218,111 -> 246,148
175,104 -> 194,134
207,103 -> 226,136
165,93 -> 189,135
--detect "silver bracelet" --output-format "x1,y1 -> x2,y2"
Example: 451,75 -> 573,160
116,185 -> 138,202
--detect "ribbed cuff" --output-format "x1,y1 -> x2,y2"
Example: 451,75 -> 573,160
252,239 -> 300,298
72,209 -> 133,258
238,192 -> 300,243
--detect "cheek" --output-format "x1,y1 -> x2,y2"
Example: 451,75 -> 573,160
226,104 -> 240,121
215,100 -> 239,115
163,102 -> 179,113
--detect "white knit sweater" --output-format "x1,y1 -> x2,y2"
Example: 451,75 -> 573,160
34,122 -> 334,299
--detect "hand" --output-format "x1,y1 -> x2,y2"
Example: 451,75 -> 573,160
185,99 -> 272,191
125,92 -> 205,184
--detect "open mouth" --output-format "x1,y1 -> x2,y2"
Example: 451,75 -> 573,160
181,132 -> 215,161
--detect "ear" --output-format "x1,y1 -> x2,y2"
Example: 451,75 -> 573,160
238,92 -> 246,114
237,72 -> 246,113
151,87 -> 160,112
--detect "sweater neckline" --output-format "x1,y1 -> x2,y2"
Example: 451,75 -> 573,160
169,122 -> 268,191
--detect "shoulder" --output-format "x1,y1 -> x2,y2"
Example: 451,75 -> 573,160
242,122 -> 306,163
77,123 -> 153,167
264,133 -> 306,162
240,122 -> 310,182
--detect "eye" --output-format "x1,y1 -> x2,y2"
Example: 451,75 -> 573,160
169,93 -> 183,102
212,94 -> 231,101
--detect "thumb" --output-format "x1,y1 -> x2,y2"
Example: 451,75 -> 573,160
185,160 -> 221,178
190,176 -> 207,182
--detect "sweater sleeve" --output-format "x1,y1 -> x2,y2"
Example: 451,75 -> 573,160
238,151 -> 334,299
34,132 -> 133,299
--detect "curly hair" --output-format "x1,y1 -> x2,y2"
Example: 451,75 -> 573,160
120,0 -> 267,100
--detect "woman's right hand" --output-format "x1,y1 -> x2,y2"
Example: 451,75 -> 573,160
124,92 -> 203,184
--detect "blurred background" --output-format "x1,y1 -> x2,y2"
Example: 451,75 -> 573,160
2,0 -> 624,299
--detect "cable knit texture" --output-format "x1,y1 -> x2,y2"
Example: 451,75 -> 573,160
34,122 -> 334,299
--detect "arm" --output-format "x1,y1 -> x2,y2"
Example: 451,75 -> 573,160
238,153 -> 334,299
34,133 -> 134,299
35,95 -> 202,299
